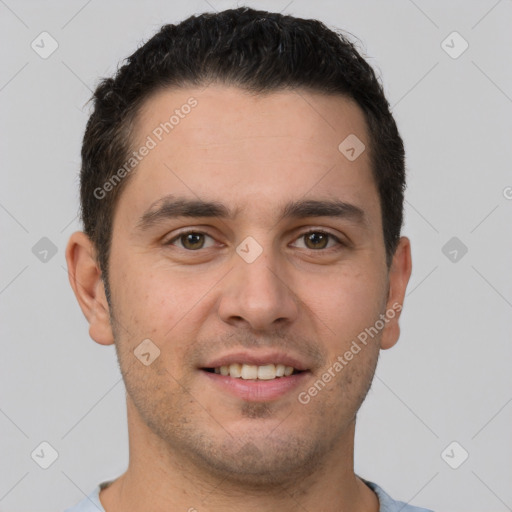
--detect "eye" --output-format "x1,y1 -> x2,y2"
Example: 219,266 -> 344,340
165,229 -> 343,252
291,230 -> 343,251
166,231 -> 217,250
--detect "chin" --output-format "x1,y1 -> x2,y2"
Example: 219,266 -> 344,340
181,426 -> 329,489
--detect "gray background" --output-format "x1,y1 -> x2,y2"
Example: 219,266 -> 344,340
1,0 -> 511,510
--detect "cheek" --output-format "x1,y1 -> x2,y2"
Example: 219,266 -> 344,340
112,264 -> 216,369
114,264 -> 194,329
307,266 -> 387,344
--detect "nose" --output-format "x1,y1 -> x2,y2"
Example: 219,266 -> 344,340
217,246 -> 299,332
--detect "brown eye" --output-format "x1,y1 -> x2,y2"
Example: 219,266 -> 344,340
167,231 -> 216,250
181,233 -> 204,250
304,232 -> 329,250
291,230 -> 342,251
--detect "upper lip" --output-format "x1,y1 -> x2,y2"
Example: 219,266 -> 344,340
202,351 -> 311,372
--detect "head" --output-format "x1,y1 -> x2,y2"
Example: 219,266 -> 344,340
79,7 -> 406,302
67,7 -> 411,487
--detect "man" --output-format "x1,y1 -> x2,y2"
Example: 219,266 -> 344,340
64,7 -> 433,512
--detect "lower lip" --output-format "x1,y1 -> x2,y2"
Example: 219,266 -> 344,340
201,370 -> 310,402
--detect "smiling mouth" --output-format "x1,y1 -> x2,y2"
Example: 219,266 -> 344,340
202,363 -> 305,380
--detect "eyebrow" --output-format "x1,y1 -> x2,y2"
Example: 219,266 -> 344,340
136,194 -> 367,231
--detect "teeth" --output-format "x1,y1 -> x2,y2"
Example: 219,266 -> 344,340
241,364 -> 258,379
258,364 -> 276,380
229,363 -> 242,378
213,363 -> 297,379
284,366 -> 294,376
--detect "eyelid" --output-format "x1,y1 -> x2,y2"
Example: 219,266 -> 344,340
165,229 -> 218,248
165,227 -> 346,251
289,228 -> 345,250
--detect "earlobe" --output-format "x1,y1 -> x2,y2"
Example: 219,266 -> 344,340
65,231 -> 115,346
380,236 -> 412,350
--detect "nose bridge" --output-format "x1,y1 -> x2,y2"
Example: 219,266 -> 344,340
218,237 -> 298,330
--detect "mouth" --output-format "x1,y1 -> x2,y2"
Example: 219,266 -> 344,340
199,353 -> 312,402
202,363 -> 303,380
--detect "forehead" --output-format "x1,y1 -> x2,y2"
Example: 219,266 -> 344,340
135,84 -> 369,162
114,84 -> 379,230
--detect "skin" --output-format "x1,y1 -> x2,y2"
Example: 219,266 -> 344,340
66,85 -> 412,512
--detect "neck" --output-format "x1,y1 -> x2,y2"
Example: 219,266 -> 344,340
99,398 -> 379,512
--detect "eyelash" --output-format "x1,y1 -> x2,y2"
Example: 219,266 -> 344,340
165,229 -> 345,252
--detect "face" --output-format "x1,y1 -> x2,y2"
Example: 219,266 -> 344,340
68,85 -> 411,487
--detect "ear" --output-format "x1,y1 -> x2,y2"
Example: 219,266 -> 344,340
380,236 -> 412,350
65,231 -> 115,346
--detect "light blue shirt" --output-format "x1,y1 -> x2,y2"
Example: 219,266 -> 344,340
63,477 -> 434,511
